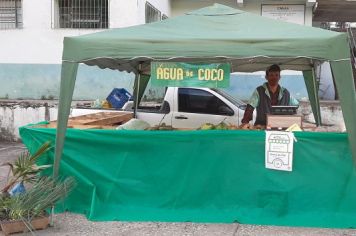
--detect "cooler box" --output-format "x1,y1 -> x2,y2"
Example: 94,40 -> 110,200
106,88 -> 132,109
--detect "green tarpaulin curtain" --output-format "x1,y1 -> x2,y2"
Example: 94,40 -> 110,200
21,126 -> 356,228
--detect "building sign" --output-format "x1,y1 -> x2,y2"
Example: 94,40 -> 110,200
265,131 -> 294,171
261,4 -> 305,25
151,62 -> 230,88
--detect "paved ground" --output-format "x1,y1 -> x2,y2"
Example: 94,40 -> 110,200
1,141 -> 356,236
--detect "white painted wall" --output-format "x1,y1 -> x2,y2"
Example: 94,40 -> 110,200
171,0 -> 313,26
0,0 -> 170,64
110,0 -> 138,28
110,0 -> 171,27
0,105 -> 58,141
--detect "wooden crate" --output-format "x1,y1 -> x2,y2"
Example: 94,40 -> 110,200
1,216 -> 49,235
267,115 -> 302,129
39,112 -> 133,129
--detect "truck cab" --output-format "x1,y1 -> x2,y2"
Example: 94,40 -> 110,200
133,87 -> 246,129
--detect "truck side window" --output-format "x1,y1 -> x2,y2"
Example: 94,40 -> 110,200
138,82 -> 166,111
178,88 -> 234,115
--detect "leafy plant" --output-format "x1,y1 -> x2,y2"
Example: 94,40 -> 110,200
0,141 -> 76,236
1,142 -> 52,193
1,176 -> 75,221
0,194 -> 11,220
0,176 -> 76,221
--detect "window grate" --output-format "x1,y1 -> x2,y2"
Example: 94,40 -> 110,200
145,2 -> 161,23
53,0 -> 109,29
0,0 -> 22,30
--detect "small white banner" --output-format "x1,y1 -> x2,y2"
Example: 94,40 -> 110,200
265,131 -> 294,171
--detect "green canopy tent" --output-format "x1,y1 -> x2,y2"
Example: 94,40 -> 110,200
55,4 -> 356,177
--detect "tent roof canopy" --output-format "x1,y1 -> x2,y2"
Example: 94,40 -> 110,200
62,4 -> 349,73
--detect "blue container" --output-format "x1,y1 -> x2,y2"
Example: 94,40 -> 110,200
106,88 -> 132,109
9,182 -> 26,196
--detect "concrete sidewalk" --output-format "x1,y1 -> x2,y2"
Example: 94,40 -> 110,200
1,141 -> 355,236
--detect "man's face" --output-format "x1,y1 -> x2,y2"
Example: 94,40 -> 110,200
266,71 -> 280,86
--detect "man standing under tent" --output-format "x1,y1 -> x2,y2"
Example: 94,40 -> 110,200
240,64 -> 299,128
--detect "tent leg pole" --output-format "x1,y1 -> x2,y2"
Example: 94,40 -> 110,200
133,63 -> 142,118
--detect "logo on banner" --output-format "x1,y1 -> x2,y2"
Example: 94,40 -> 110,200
265,131 -> 294,171
151,62 -> 230,88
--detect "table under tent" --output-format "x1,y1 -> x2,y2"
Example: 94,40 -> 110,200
20,4 -> 356,228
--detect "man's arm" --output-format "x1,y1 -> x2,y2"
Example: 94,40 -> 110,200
241,89 -> 259,126
241,104 -> 255,124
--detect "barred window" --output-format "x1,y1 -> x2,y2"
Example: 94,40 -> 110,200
145,2 -> 161,23
53,0 -> 109,29
0,0 -> 22,29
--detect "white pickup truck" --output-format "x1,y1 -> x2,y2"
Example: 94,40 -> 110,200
72,87 -> 246,129
125,87 -> 246,129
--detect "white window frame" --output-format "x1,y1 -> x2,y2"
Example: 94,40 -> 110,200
52,0 -> 109,29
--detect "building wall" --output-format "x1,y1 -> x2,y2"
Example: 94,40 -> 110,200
1,0 -> 170,64
0,0 -> 170,98
0,102 -> 58,141
111,0 -> 171,28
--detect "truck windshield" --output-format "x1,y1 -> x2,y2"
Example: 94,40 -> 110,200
212,89 -> 246,110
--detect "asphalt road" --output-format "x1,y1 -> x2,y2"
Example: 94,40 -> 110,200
1,141 -> 356,236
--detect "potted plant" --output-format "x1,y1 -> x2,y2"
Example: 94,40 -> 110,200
0,142 -> 76,235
